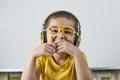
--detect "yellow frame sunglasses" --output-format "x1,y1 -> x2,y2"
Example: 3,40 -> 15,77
45,25 -> 78,37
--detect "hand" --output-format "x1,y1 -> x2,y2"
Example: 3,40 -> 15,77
31,42 -> 56,58
55,40 -> 81,56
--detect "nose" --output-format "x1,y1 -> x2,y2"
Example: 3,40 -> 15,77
56,31 -> 65,40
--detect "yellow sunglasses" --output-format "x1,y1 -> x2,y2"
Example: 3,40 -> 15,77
45,25 -> 77,37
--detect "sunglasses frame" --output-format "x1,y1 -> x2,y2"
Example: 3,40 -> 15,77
46,25 -> 77,37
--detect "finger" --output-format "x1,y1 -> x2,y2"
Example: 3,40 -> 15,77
56,41 -> 64,48
45,48 -> 54,56
56,45 -> 63,51
47,42 -> 56,49
46,44 -> 55,53
56,43 -> 66,53
46,45 -> 55,52
54,39 -> 64,44
57,48 -> 65,54
47,43 -> 57,53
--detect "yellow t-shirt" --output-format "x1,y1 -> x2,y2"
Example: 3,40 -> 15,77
36,52 -> 87,80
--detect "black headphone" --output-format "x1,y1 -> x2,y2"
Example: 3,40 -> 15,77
41,11 -> 81,47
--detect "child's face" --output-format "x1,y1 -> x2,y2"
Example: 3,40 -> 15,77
46,17 -> 76,44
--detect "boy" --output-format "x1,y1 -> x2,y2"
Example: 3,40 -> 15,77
21,10 -> 93,80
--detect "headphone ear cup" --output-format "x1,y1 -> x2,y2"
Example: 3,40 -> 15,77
74,35 -> 81,47
41,31 -> 44,43
76,36 -> 81,47
41,31 -> 47,43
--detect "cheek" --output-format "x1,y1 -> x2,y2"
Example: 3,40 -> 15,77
66,36 -> 75,44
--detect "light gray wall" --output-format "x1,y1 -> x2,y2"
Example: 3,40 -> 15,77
0,0 -> 120,71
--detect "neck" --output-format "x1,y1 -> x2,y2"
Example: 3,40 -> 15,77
52,52 -> 69,65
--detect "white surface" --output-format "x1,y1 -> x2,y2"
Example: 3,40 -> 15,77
0,0 -> 120,71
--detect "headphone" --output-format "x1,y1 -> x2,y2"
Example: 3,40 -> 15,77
41,12 -> 81,47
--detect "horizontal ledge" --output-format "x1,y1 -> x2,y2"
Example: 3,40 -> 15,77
1,67 -> 120,72
0,69 -> 23,72
90,67 -> 120,70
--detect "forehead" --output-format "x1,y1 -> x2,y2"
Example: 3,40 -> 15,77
48,17 -> 75,28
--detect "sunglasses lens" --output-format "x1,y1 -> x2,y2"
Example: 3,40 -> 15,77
49,26 -> 59,34
63,27 -> 74,36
